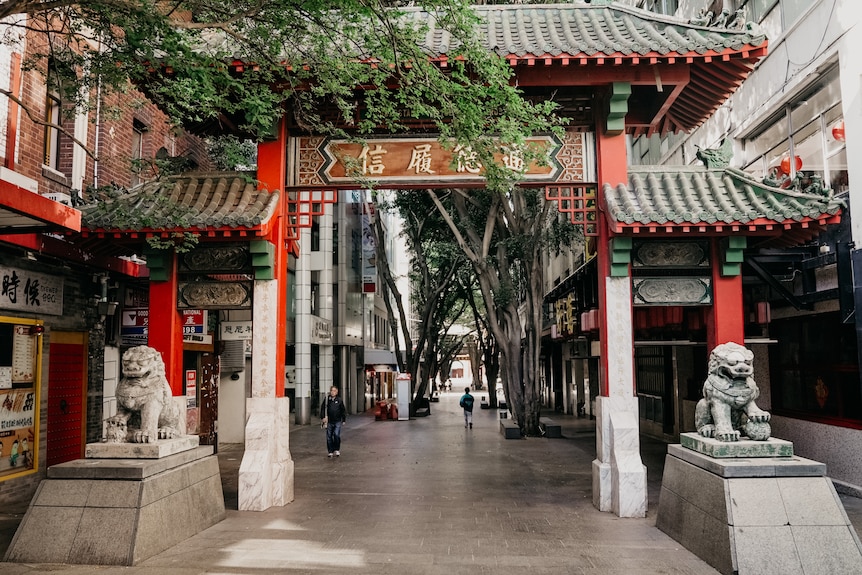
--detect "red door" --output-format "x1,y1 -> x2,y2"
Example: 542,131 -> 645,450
47,332 -> 87,466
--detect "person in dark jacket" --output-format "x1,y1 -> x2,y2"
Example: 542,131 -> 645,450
459,387 -> 474,429
321,386 -> 347,457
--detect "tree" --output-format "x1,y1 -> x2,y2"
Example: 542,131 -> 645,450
429,186 -> 562,436
2,0 -> 558,162
371,189 -> 473,413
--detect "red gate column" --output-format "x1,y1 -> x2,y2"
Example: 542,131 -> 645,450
591,82 -> 647,518
707,237 -> 745,351
148,252 -> 183,395
239,115 -> 295,511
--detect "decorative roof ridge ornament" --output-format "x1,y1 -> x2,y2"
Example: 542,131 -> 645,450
689,5 -> 750,32
695,138 -> 732,169
725,166 -> 844,206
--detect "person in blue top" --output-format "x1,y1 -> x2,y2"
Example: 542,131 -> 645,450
459,387 -> 474,429
321,386 -> 347,457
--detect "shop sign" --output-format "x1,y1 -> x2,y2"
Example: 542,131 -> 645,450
121,308 -> 148,346
554,294 -> 577,337
310,315 -> 332,345
0,266 -> 63,316
185,370 -> 197,408
182,309 -> 207,335
220,321 -> 252,341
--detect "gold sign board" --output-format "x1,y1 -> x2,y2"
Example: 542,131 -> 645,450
291,131 -> 592,187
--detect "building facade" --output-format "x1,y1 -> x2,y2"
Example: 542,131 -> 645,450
625,0 -> 862,495
0,15 -> 211,509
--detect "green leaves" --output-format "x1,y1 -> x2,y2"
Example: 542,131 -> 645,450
9,0 -> 561,167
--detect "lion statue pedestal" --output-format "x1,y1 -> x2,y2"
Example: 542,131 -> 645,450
656,342 -> 862,574
5,346 -> 225,566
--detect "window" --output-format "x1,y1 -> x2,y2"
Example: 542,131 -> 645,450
742,66 -> 846,191
130,119 -> 147,187
740,0 -> 779,23
43,78 -> 62,170
770,313 -> 861,427
638,0 -> 679,16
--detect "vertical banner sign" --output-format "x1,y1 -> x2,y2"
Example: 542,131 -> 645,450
361,203 -> 376,293
185,370 -> 197,408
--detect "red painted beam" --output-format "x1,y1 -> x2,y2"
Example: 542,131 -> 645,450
0,180 -> 81,232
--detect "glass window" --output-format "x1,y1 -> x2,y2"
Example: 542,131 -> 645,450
742,67 -> 845,189
770,313 -> 861,425
743,0 -> 779,23
130,120 -> 146,187
43,85 -> 61,170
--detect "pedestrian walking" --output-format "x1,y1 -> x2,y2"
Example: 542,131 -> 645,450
459,387 -> 474,429
320,386 -> 347,457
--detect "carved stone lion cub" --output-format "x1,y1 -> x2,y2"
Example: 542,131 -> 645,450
105,345 -> 182,443
695,342 -> 771,442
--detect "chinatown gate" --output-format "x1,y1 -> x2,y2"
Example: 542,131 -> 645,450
87,4 -> 840,516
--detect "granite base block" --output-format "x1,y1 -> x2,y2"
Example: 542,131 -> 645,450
657,448 -> 862,575
85,434 -> 200,459
4,450 -> 225,566
680,432 -> 793,458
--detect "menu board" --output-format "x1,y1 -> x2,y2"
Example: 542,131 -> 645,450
0,320 -> 40,479
11,326 -> 35,383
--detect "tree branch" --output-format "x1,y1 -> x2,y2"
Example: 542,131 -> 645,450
0,87 -> 98,161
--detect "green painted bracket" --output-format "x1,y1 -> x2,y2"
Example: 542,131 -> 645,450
250,240 -> 276,280
143,249 -> 171,282
610,236 -> 632,277
721,236 -> 746,276
605,82 -> 631,135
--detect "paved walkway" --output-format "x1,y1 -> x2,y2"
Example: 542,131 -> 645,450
1,391 -> 861,574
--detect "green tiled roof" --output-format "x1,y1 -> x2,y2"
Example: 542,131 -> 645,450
81,172 -> 280,233
406,4 -> 766,60
603,166 -> 843,233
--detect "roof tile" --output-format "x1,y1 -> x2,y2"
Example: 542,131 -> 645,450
405,4 -> 767,59
81,172 -> 279,234
604,167 -> 843,232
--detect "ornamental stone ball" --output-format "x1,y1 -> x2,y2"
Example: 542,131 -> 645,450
695,342 -> 771,442
104,345 -> 182,443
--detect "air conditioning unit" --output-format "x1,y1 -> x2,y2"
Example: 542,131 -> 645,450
44,192 -> 72,205
220,340 -> 246,372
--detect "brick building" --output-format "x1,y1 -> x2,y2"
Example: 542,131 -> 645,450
0,16 -> 211,508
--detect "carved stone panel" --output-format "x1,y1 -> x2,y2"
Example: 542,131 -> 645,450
178,281 -> 252,309
632,277 -> 712,305
180,245 -> 251,273
632,241 -> 709,268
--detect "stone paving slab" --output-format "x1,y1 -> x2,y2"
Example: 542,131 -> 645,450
0,391 -> 860,574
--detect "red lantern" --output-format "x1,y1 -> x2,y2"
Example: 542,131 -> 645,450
779,155 -> 803,175
832,120 -> 846,142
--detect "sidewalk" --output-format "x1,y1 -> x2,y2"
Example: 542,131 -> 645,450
1,391 -> 860,574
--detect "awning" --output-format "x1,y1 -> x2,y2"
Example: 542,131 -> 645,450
364,349 -> 398,366
0,178 -> 81,233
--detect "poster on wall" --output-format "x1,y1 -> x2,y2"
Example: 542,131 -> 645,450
0,321 -> 41,480
0,389 -> 36,475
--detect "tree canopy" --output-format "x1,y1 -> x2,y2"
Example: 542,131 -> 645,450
3,0 -> 560,173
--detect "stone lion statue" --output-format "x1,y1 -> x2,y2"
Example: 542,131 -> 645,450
695,342 -> 771,442
105,345 -> 182,443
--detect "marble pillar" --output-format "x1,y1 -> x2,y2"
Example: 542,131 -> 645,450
592,275 -> 647,517
238,278 -> 295,511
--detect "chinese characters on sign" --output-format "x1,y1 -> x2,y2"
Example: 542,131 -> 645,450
555,294 -> 578,338
321,136 -> 562,184
0,266 -> 63,316
220,321 -> 252,341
